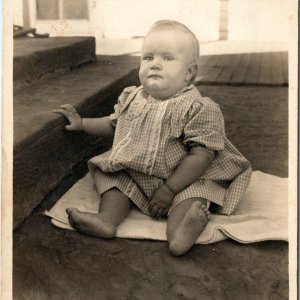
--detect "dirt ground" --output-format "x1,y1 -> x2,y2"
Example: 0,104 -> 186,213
13,85 -> 289,300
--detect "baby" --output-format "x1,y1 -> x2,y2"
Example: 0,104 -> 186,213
54,20 -> 252,256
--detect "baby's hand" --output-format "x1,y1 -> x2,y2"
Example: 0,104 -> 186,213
148,184 -> 175,219
53,104 -> 82,131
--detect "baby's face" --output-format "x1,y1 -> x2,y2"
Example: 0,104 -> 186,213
139,29 -> 194,99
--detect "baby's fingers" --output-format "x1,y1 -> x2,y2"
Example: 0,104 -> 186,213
59,104 -> 77,112
150,205 -> 158,218
156,208 -> 166,219
52,108 -> 71,118
162,208 -> 169,217
65,124 -> 76,130
53,104 -> 77,114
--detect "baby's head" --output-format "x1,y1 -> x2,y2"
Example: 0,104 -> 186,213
139,20 -> 200,99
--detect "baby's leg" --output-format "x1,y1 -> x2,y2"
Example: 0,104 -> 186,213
167,198 -> 210,256
67,188 -> 131,238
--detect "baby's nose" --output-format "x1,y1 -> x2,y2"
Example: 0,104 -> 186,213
151,64 -> 162,71
151,59 -> 162,70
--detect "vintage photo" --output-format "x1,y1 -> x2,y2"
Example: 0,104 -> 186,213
3,0 -> 297,299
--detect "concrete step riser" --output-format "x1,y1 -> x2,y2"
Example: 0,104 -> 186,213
14,37 -> 96,91
14,70 -> 140,229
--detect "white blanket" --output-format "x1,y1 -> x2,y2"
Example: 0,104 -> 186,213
44,171 -> 288,244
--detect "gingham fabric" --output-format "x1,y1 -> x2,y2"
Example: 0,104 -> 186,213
88,85 -> 252,215
92,168 -> 225,216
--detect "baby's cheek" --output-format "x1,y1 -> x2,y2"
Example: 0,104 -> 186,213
139,72 -> 147,85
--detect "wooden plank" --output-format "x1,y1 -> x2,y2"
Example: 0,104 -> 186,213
197,66 -> 223,83
215,54 -> 242,83
215,54 -> 232,67
281,52 -> 289,84
206,67 -> 223,82
199,55 -> 213,66
271,52 -> 284,85
230,53 -> 251,84
258,52 -> 272,85
196,66 -> 210,82
244,53 -> 261,84
197,55 -> 223,83
206,54 -> 222,67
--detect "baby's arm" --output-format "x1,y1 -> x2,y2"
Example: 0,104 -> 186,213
149,148 -> 214,218
165,148 -> 214,194
53,104 -> 114,137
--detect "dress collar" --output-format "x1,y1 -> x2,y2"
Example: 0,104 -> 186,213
142,85 -> 195,101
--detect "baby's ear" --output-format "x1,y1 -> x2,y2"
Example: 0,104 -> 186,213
185,63 -> 198,82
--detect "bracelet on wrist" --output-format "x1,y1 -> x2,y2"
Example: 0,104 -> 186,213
164,182 -> 175,195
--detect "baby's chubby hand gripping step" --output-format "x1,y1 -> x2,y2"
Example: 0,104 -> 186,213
53,104 -> 82,131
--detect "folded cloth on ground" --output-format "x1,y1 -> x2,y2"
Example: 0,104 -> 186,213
44,171 -> 288,244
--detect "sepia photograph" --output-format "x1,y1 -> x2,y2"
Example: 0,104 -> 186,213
2,0 -> 298,299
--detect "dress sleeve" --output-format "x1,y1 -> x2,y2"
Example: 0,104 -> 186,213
183,100 -> 225,152
109,86 -> 137,127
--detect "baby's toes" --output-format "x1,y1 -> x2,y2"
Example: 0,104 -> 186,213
205,210 -> 211,221
200,204 -> 211,221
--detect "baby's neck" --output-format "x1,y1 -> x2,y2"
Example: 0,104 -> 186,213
146,84 -> 193,100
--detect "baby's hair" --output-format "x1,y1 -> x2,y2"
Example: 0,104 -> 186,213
148,20 -> 200,66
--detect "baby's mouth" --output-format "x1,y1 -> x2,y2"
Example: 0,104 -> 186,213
148,74 -> 163,79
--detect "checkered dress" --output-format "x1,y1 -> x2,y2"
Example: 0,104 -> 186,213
88,85 -> 252,215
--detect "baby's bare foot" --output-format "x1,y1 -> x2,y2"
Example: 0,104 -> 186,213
169,201 -> 210,256
66,208 -> 116,239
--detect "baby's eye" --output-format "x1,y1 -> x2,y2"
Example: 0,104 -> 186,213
164,56 -> 173,61
144,56 -> 153,61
